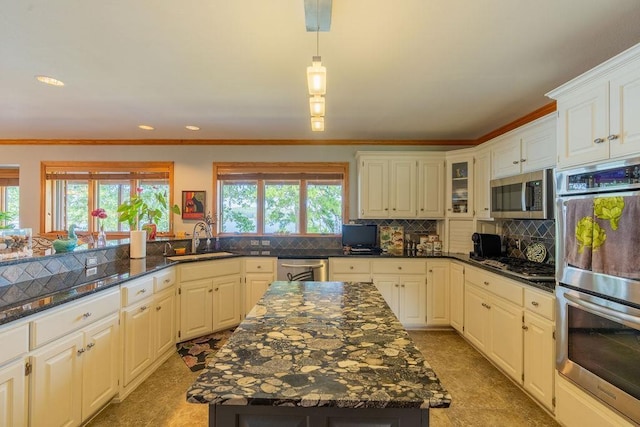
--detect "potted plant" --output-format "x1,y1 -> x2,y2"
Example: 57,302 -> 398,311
117,187 -> 180,258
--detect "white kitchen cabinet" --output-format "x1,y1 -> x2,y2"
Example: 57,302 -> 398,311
0,322 -> 29,427
426,260 -> 450,326
28,287 -> 120,426
548,45 -> 640,168
417,157 -> 446,218
0,359 -> 27,427
491,115 -> 556,179
473,148 -> 492,219
244,257 -> 276,315
523,288 -> 555,412
31,312 -> 119,427
358,155 -> 416,218
463,266 -> 525,384
372,259 -> 427,327
178,258 -> 242,342
328,258 -> 372,283
449,261 -> 465,333
445,154 -> 474,217
120,269 -> 177,400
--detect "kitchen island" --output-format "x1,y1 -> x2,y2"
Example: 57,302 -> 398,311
187,280 -> 451,426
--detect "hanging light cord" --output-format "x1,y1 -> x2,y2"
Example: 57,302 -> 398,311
316,0 -> 320,57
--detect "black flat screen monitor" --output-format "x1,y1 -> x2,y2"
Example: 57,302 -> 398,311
341,224 -> 378,249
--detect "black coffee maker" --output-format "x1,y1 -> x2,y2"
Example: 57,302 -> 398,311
471,233 -> 502,258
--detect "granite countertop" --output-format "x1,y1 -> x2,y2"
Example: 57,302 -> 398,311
187,281 -> 451,409
0,256 -> 176,325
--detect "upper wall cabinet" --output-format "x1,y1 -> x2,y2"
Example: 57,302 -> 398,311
474,147 -> 492,219
547,43 -> 640,169
491,115 -> 556,179
357,152 -> 444,219
445,153 -> 474,218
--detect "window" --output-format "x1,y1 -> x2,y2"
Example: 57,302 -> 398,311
215,163 -> 348,235
41,162 -> 176,236
0,168 -> 19,228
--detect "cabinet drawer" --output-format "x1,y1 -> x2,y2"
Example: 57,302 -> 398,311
154,268 -> 176,293
121,276 -> 155,306
30,288 -> 120,349
245,258 -> 275,273
330,259 -> 371,274
371,260 -> 425,275
524,288 -> 555,320
0,322 -> 29,365
466,267 -> 523,306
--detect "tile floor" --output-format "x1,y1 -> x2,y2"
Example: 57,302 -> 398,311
87,330 -> 558,426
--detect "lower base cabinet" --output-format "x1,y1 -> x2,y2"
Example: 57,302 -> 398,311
0,359 -> 27,427
523,311 -> 554,411
426,260 -> 450,327
31,313 -> 119,427
373,275 -> 426,327
449,262 -> 464,333
123,300 -> 154,387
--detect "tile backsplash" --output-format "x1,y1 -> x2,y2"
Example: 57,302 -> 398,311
499,219 -> 556,264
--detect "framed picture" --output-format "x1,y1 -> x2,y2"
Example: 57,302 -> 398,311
182,191 -> 206,220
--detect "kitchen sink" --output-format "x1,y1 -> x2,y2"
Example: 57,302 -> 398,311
167,251 -> 236,261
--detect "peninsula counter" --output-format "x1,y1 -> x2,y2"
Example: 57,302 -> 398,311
187,281 -> 451,426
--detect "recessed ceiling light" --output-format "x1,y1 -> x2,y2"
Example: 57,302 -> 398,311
35,75 -> 64,87
138,125 -> 154,131
185,125 -> 200,131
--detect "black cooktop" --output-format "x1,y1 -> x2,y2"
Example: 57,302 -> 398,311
469,255 -> 556,281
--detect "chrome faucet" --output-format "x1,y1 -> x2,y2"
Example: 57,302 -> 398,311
192,221 -> 212,253
163,242 -> 173,256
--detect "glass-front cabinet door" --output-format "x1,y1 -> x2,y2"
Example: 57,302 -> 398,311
446,156 -> 474,217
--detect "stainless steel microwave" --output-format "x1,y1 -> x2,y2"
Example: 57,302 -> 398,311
490,169 -> 554,219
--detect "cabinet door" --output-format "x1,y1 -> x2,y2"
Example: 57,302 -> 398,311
123,300 -> 154,386
180,279 -> 214,341
154,289 -> 177,358
417,159 -> 445,218
557,82 -> 609,168
245,274 -> 273,314
0,359 -> 27,427
492,136 -> 521,178
524,311 -> 555,411
449,262 -> 465,333
372,275 -> 400,316
446,158 -> 473,217
399,275 -> 427,327
609,63 -> 640,159
82,313 -> 119,421
473,150 -> 491,219
520,120 -> 556,172
389,159 -> 416,218
31,332 -> 84,427
330,273 -> 372,283
427,262 -> 449,326
463,284 -> 489,352
359,158 -> 389,218
213,276 -> 241,331
488,297 -> 523,383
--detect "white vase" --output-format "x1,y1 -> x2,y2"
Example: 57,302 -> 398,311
130,230 -> 147,259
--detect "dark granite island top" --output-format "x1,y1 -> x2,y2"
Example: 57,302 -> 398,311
187,281 -> 451,427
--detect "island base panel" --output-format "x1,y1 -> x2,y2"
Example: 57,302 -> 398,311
210,405 -> 429,427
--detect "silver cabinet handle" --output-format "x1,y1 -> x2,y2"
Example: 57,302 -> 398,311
607,134 -> 618,141
257,265 -> 262,269
77,348 -> 86,355
397,266 -> 402,270
138,288 -> 147,294
520,158 -> 526,162
401,284 -> 405,288
208,288 -> 213,293
164,279 -> 171,283
594,137 -> 605,144
140,305 -> 148,311
395,284 -> 399,287
531,301 -> 539,307
483,281 -> 490,285
156,306 -> 162,311
522,325 -> 529,331
428,269 -> 433,273
349,266 -> 354,270
420,208 -> 424,211
512,160 -> 519,164
215,287 -> 219,291
87,342 -> 95,350
82,312 -> 92,319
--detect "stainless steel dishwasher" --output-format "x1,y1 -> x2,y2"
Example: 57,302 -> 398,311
277,259 -> 329,281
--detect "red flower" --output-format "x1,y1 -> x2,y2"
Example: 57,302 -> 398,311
91,208 -> 108,219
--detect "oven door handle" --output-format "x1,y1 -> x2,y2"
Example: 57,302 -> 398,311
563,292 -> 640,327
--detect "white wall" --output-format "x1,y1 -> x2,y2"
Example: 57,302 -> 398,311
2,144 -> 459,234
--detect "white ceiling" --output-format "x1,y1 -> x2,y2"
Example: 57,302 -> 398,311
2,0 -> 640,142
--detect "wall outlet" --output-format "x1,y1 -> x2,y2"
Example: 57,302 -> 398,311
85,256 -> 97,268
86,267 -> 97,276
250,240 -> 260,246
261,240 -> 270,246
261,250 -> 271,255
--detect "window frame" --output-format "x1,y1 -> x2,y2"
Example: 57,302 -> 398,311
40,161 -> 176,238
214,162 -> 349,236
0,167 -> 19,228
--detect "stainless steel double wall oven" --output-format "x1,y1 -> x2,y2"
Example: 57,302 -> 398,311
556,157 -> 640,425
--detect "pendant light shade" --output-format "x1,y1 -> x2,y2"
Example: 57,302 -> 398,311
309,95 -> 325,117
311,116 -> 325,132
307,56 -> 327,95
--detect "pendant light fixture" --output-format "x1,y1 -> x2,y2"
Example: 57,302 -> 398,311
306,0 -> 327,131
311,116 -> 325,132
309,95 -> 325,116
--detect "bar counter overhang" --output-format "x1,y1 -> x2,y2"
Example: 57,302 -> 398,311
187,281 -> 451,427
